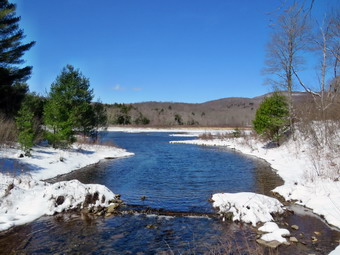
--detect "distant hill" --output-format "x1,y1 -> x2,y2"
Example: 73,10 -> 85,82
106,92 -> 314,127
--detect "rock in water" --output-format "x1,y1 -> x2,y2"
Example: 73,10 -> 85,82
256,239 -> 282,249
289,237 -> 298,243
291,225 -> 299,230
107,203 -> 119,213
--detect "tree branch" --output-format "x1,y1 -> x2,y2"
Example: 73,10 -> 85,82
292,67 -> 320,97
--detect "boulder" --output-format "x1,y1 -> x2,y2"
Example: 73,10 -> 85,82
291,225 -> 299,230
107,203 -> 119,213
256,239 -> 282,249
289,237 -> 298,243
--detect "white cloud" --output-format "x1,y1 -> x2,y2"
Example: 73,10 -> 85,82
112,85 -> 141,92
113,84 -> 123,91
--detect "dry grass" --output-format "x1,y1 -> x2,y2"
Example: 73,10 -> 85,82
199,132 -> 215,140
298,121 -> 340,181
293,96 -> 340,180
199,129 -> 249,141
0,115 -> 18,147
76,135 -> 117,148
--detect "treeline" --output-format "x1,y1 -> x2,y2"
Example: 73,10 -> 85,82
106,104 -> 150,125
0,1 -> 107,155
105,103 -> 203,126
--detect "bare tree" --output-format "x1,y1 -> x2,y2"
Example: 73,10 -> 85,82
293,10 -> 340,119
264,1 -> 310,136
329,10 -> 340,79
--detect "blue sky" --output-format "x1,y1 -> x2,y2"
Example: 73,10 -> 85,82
13,0 -> 338,104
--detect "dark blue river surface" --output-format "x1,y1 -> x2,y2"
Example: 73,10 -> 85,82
0,132 -> 339,254
62,132 -> 282,213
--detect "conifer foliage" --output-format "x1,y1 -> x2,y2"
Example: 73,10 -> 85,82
15,93 -> 45,154
43,65 -> 106,148
15,98 -> 34,154
0,0 -> 35,116
253,92 -> 290,145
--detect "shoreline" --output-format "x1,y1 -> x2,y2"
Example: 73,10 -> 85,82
0,142 -> 134,231
0,142 -> 134,181
170,138 -> 340,231
1,128 -> 339,253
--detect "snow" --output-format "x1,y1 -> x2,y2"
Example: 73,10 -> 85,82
0,142 -> 133,232
107,126 -> 236,136
258,222 -> 290,243
171,136 -> 340,229
329,245 -> 340,255
168,134 -> 200,137
258,221 -> 280,232
1,126 -> 339,253
170,128 -> 340,253
211,192 -> 284,227
1,143 -> 134,181
0,173 -> 116,231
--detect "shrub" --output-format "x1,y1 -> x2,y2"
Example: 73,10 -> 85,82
174,114 -> 183,125
232,128 -> 241,138
253,92 -> 289,145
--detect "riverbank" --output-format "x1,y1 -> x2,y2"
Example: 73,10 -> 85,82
170,135 -> 340,227
169,130 -> 340,254
1,127 -> 339,253
0,142 -> 134,231
107,126 -> 239,135
0,142 -> 134,181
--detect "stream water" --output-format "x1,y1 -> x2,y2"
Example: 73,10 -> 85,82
0,132 -> 339,254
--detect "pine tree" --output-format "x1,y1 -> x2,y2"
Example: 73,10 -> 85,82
253,92 -> 290,145
43,65 -> 94,148
16,99 -> 34,154
0,0 -> 35,116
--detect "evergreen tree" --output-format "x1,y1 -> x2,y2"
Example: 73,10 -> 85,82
43,65 -> 94,148
253,92 -> 289,145
0,0 -> 35,116
91,101 -> 107,140
16,99 -> 34,154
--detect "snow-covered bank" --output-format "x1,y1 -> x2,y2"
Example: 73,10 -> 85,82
212,192 -> 284,227
0,142 -> 133,231
1,143 -> 134,181
212,192 -> 293,245
172,133 -> 340,252
107,126 -> 237,136
0,173 -> 117,231
171,137 -> 340,229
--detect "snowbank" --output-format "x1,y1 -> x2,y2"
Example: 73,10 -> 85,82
107,126 -> 236,136
0,142 -> 133,231
1,143 -> 134,181
0,173 -> 116,231
258,222 -> 290,243
171,132 -> 340,253
329,245 -> 340,255
212,192 -> 284,227
171,137 -> 340,229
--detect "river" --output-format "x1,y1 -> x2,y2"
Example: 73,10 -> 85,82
0,131 -> 339,254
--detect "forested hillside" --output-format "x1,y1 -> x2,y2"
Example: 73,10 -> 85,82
106,92 -> 331,127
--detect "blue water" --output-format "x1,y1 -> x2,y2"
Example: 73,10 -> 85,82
64,132 -> 282,212
2,132 -> 337,254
